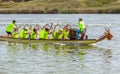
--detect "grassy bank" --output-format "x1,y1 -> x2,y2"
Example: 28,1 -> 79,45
0,0 -> 120,14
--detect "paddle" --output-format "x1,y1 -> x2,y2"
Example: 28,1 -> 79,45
53,24 -> 61,30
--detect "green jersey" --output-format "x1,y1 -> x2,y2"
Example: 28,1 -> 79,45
78,21 -> 85,32
57,30 -> 64,39
30,31 -> 37,39
12,32 -> 19,38
63,30 -> 69,39
6,23 -> 15,32
53,31 -> 58,39
20,29 -> 28,39
58,33 -> 63,39
40,29 -> 48,39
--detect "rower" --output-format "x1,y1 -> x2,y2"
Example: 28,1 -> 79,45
40,27 -> 50,39
76,18 -> 86,39
53,29 -> 64,39
6,20 -> 16,37
52,24 -> 59,39
52,24 -> 65,39
30,28 -> 38,39
39,24 -> 52,39
52,24 -> 69,39
53,30 -> 58,39
57,29 -> 64,39
20,27 -> 29,39
63,24 -> 70,39
12,27 -> 19,39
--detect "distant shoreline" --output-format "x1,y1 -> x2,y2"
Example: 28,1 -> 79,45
0,0 -> 120,14
0,8 -> 119,14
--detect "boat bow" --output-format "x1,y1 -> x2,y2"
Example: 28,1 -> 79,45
96,27 -> 113,42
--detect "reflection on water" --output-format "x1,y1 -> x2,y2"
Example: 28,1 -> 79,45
0,43 -> 114,74
0,14 -> 119,74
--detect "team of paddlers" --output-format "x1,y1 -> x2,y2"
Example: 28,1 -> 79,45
3,18 -> 86,40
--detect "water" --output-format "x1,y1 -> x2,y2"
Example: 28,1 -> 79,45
0,14 -> 120,74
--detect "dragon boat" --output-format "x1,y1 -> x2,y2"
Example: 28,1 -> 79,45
0,27 -> 113,45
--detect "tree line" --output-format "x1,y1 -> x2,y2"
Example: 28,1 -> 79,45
1,0 -> 31,2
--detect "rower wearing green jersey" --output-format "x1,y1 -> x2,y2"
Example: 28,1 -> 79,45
20,27 -> 29,39
52,24 -> 63,39
53,29 -> 64,39
12,27 -> 19,38
57,29 -> 64,39
76,18 -> 85,39
52,24 -> 59,39
63,24 -> 69,39
39,24 -> 52,39
6,20 -> 16,37
40,27 -> 50,39
30,28 -> 38,39
53,30 -> 58,39
52,24 -> 69,39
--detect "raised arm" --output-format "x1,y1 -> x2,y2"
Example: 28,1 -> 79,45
42,24 -> 49,29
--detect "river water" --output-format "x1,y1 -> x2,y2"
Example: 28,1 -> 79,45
0,14 -> 120,74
